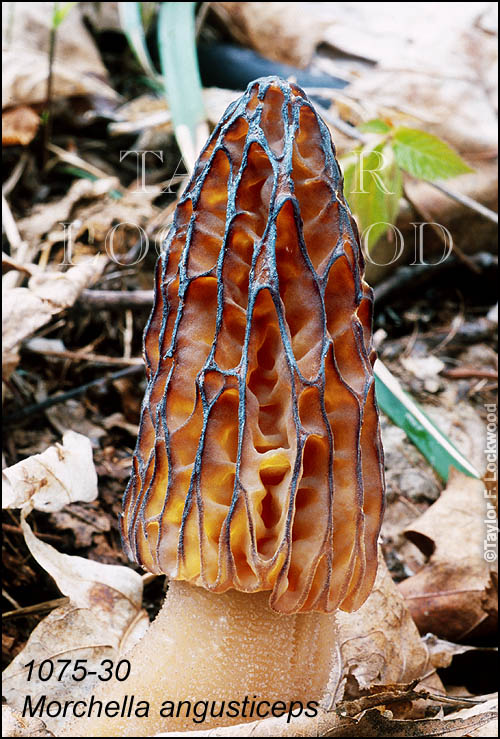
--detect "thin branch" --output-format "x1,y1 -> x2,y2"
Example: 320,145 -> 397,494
78,289 -> 154,309
3,365 -> 144,426
2,194 -> 31,289
23,345 -> 143,366
443,367 -> 498,380
429,181 -> 498,224
42,11 -> 57,168
3,597 -> 70,620
47,143 -> 119,182
403,183 -> 480,272
373,252 -> 497,304
2,151 -> 29,197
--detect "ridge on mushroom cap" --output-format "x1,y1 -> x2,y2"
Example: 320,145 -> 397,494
120,77 -> 385,614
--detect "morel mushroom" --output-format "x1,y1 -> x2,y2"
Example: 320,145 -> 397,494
71,76 -> 384,737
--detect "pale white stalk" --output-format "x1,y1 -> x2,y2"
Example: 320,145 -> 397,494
64,582 -> 337,737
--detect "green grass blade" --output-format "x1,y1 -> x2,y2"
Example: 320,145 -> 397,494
374,359 -> 481,481
119,2 -> 157,79
53,2 -> 78,28
59,166 -> 123,200
157,1 -> 208,172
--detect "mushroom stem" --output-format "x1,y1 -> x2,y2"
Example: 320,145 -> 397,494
65,582 -> 338,737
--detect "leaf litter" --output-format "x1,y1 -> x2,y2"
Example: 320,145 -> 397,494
2,2 -> 497,737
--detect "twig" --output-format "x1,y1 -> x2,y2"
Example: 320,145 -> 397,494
123,309 -> 133,359
3,597 -> 70,620
78,289 -> 154,309
2,195 -> 24,252
2,523 -> 64,542
2,253 -> 35,276
443,367 -> 498,380
195,2 -> 211,39
2,587 -> 21,610
2,193 -> 31,288
317,104 -> 366,142
42,11 -> 57,168
47,143 -> 118,182
109,109 -> 171,136
3,365 -> 144,426
373,252 -> 497,305
403,183 -> 480,272
430,181 -> 498,224
431,310 -> 465,355
2,151 -> 29,196
23,345 -> 143,366
422,318 -> 497,347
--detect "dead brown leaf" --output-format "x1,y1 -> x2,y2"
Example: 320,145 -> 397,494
15,177 -> 119,247
2,255 -> 107,377
211,2 -> 322,67
2,106 -> 40,146
44,400 -> 107,447
2,513 -> 149,735
335,554 -> 443,702
155,696 -> 498,737
399,469 -> 497,641
2,2 -> 117,109
422,633 -> 496,671
1,706 -> 53,737
49,503 -> 111,549
2,431 -> 98,511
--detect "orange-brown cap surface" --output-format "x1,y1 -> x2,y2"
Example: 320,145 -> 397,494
121,77 -> 385,614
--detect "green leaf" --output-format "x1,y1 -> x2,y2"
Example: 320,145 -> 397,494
53,2 -> 78,28
374,360 -> 480,481
119,2 -> 157,79
358,119 -> 392,134
157,2 -> 207,173
342,142 -> 402,251
392,127 -> 473,181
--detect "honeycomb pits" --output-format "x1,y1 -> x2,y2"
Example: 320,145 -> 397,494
121,76 -> 385,614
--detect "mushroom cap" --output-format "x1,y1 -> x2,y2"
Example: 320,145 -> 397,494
121,77 -> 385,614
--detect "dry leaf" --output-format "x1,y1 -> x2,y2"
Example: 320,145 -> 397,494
15,177 -> 119,246
400,356 -> 446,393
2,431 -> 98,511
2,427 -> 147,736
217,3 -> 497,155
211,2 -> 322,68
49,504 -> 111,548
155,696 -> 498,737
109,89 -> 241,149
346,68 -> 496,157
2,255 -> 106,376
2,105 -> 40,146
2,2 -> 117,109
2,512 -> 149,736
1,705 -> 52,737
335,554 -> 442,700
422,633 -> 495,671
325,698 -> 499,737
399,469 -> 497,641
44,400 -> 108,447
14,177 -> 159,271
